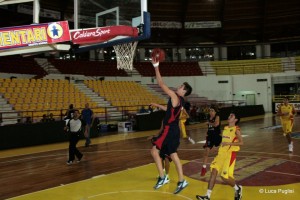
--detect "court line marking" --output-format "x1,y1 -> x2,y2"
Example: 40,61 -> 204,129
265,170 -> 300,177
190,155 -> 300,165
0,114 -> 273,159
1,147 -> 300,165
88,190 -> 193,199
6,158 -> 299,199
8,163 -> 155,199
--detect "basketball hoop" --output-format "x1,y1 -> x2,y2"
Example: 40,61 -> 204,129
113,41 -> 138,71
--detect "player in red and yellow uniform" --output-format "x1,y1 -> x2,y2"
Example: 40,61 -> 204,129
277,96 -> 296,152
196,111 -> 243,200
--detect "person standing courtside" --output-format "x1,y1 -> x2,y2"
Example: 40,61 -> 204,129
64,104 -> 75,120
196,111 -> 243,200
81,103 -> 94,147
277,96 -> 296,152
150,53 -> 192,194
201,105 -> 222,176
179,107 -> 195,144
64,110 -> 83,165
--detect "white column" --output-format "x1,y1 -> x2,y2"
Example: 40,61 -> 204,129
74,0 -> 79,29
256,45 -> 262,59
213,47 -> 219,60
179,48 -> 186,61
221,46 -> 227,60
172,48 -> 178,62
33,0 -> 40,24
98,49 -> 104,60
141,0 -> 147,24
263,44 -> 271,58
90,50 -> 95,60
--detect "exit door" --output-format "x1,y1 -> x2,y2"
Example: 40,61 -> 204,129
246,94 -> 255,105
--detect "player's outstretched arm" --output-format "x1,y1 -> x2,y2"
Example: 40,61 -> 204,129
152,60 -> 178,106
150,103 -> 167,111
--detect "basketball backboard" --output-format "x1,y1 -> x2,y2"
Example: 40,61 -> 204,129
72,0 -> 150,53
76,0 -> 146,28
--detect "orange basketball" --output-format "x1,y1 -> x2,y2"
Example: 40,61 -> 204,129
151,48 -> 165,62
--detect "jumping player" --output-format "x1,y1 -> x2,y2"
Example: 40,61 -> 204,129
148,119 -> 170,183
196,111 -> 243,200
150,54 -> 192,194
277,96 -> 296,152
201,105 -> 221,176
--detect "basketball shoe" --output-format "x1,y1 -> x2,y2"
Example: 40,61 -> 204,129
77,154 -> 83,163
174,180 -> 188,194
235,185 -> 242,200
288,142 -> 293,152
188,137 -> 195,144
196,195 -> 210,200
154,175 -> 169,189
66,160 -> 73,165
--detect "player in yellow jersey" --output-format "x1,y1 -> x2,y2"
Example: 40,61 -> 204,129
277,96 -> 296,152
196,111 -> 243,200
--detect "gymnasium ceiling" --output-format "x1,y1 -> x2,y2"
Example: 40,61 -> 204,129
1,0 -> 300,47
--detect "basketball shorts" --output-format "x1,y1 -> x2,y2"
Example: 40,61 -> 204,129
152,125 -> 180,160
210,151 -> 237,179
281,119 -> 293,136
203,132 -> 222,149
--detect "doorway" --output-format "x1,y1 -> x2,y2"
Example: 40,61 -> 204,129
246,94 -> 256,105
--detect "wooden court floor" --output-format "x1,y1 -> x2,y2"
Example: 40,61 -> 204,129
0,113 -> 299,200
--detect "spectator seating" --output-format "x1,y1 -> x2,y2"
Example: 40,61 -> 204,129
84,80 -> 166,112
147,84 -> 220,107
0,56 -> 47,76
295,56 -> 300,71
49,59 -> 128,77
0,78 -> 97,119
134,62 -> 203,76
211,58 -> 283,75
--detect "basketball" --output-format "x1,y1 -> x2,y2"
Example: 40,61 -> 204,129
151,48 -> 165,62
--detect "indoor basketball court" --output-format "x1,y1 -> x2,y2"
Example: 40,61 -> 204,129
0,114 -> 299,200
0,0 -> 300,200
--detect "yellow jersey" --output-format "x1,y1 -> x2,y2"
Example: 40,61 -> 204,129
219,126 -> 240,152
279,104 -> 294,121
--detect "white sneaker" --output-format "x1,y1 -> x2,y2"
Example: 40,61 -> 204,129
188,137 -> 195,144
154,175 -> 169,189
288,143 -> 293,152
165,174 -> 170,184
235,185 -> 242,200
174,179 -> 188,194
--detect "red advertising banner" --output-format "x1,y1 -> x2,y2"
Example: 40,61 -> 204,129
0,21 -> 71,50
70,25 -> 138,45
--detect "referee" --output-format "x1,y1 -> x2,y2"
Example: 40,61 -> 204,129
65,109 -> 83,165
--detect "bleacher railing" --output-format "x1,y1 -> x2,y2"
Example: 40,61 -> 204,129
205,58 -> 297,75
272,94 -> 300,102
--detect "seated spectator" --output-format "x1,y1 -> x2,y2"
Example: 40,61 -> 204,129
25,116 -> 32,124
153,107 -> 160,112
139,106 -> 147,113
64,104 -> 75,120
16,118 -> 23,124
40,114 -> 48,123
184,101 -> 191,125
196,106 -> 202,121
148,105 -> 153,113
48,113 -> 55,122
190,106 -> 197,121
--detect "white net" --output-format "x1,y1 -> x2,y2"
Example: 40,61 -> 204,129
113,41 -> 138,71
